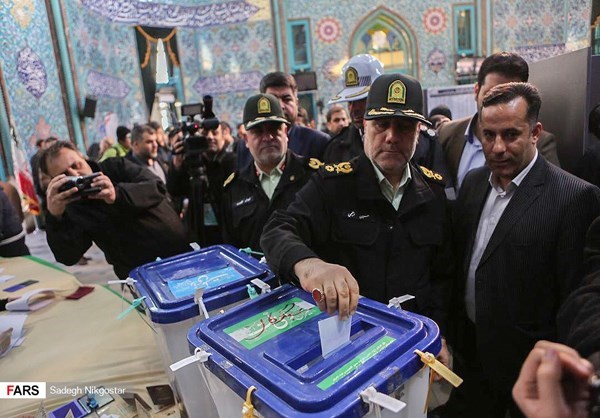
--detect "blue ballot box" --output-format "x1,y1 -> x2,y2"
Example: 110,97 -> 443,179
130,245 -> 276,418
188,284 -> 441,418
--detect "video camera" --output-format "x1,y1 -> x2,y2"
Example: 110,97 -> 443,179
179,95 -> 220,166
58,172 -> 101,197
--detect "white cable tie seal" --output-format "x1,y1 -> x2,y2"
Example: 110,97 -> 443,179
259,256 -> 267,264
107,277 -> 137,286
387,294 -> 415,309
360,386 -> 406,414
250,278 -> 271,294
194,288 -> 210,319
190,242 -> 201,251
170,347 -> 211,372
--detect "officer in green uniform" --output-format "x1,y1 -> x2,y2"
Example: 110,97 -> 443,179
221,93 -> 320,252
261,74 -> 453,364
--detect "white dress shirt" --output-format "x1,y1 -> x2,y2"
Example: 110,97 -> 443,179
465,151 -> 539,322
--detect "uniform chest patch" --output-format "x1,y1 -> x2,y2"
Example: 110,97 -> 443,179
343,210 -> 371,220
234,196 -> 255,207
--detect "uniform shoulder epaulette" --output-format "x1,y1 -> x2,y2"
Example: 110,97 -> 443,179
418,165 -> 444,184
420,124 -> 438,139
308,158 -> 324,170
319,161 -> 354,177
223,172 -> 235,187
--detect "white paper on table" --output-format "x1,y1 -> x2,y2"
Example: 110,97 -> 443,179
318,315 -> 352,358
0,274 -> 15,283
0,313 -> 27,357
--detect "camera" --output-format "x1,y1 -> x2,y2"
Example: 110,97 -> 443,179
179,95 -> 220,168
58,172 -> 101,197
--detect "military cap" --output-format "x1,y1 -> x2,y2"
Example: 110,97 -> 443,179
243,93 -> 290,129
364,73 -> 431,125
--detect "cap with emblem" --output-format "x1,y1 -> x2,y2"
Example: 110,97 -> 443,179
328,54 -> 384,105
364,73 -> 431,125
243,93 -> 290,129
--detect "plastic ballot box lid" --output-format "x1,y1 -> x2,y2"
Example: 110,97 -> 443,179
130,245 -> 275,324
187,284 -> 441,417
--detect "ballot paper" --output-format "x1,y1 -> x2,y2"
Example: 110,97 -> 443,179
0,274 -> 15,284
318,315 -> 352,358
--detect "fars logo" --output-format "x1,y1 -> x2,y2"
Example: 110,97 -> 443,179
0,382 -> 46,399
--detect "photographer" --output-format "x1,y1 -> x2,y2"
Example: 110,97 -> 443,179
168,110 -> 235,246
41,141 -> 190,279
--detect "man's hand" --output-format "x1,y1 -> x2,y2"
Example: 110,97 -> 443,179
294,258 -> 360,320
46,174 -> 81,218
88,173 -> 116,204
172,136 -> 184,170
512,340 -> 594,418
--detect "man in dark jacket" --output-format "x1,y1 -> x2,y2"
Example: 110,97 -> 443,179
445,83 -> 600,417
41,140 -> 190,279
222,93 -> 319,252
125,124 -> 167,184
168,119 -> 236,246
261,74 -> 453,364
0,187 -> 29,257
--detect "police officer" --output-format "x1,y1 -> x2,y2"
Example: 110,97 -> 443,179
323,54 -> 383,163
221,93 -> 320,252
261,74 -> 453,367
323,56 -> 452,190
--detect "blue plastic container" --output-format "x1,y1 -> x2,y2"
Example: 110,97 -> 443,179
188,284 -> 441,418
131,244 -> 275,324
130,245 -> 277,418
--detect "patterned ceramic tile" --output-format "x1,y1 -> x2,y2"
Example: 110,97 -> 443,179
285,0 -> 457,112
63,0 -> 147,143
1,0 -> 594,163
492,0 -> 589,59
79,0 -> 260,28
0,0 -> 68,159
179,16 -> 276,125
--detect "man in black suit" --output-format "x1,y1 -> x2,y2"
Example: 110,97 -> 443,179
445,82 -> 600,417
438,52 -> 560,193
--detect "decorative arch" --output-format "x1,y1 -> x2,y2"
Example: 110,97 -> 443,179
349,7 -> 418,76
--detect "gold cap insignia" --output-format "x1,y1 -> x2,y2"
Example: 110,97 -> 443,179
387,80 -> 406,104
257,97 -> 271,114
345,67 -> 359,87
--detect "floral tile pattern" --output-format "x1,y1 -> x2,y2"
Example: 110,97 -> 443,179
492,0 -> 589,59
178,17 -> 276,124
63,0 -> 147,144
0,0 -> 593,165
0,0 -> 68,159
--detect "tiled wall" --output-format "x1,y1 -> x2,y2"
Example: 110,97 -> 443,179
285,0 -> 457,113
0,0 -> 69,160
492,0 -> 591,62
0,0 -> 593,163
64,0 -> 147,145
178,0 -> 277,124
